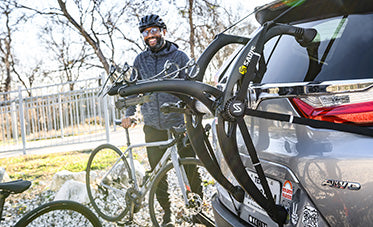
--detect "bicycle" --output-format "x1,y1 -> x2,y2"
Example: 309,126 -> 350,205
0,179 -> 101,227
85,103 -> 215,227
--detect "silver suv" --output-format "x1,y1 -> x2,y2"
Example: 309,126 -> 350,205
112,1 -> 373,226
211,0 -> 373,226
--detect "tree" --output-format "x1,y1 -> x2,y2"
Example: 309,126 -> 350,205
55,0 -> 149,75
0,0 -> 26,96
16,0 -> 149,87
52,0 -> 252,79
0,2 -> 13,95
56,0 -> 110,74
0,0 -> 49,97
39,19 -> 92,90
173,0 -> 256,82
15,0 -> 257,86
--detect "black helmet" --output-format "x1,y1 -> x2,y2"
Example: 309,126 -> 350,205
138,14 -> 167,33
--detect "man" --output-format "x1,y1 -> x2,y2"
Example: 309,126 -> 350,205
121,14 -> 201,227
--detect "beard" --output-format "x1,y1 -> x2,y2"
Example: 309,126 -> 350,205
145,36 -> 165,52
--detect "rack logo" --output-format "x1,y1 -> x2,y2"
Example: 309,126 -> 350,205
239,46 -> 260,75
232,103 -> 242,113
282,180 -> 293,200
239,65 -> 247,75
229,101 -> 245,117
243,46 -> 258,66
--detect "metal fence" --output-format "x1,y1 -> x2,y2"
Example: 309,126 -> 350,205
0,77 -> 120,155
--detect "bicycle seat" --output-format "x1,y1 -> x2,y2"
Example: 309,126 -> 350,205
0,179 -> 31,194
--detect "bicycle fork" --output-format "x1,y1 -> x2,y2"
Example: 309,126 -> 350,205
170,146 -> 191,206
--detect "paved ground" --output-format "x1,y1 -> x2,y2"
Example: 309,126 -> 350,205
0,124 -> 146,158
0,118 -> 214,159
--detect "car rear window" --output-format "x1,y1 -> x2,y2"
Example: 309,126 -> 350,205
261,13 -> 373,83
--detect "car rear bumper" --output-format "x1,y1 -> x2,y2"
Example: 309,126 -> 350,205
212,193 -> 251,227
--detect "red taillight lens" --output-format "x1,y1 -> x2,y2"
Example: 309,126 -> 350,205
291,98 -> 373,126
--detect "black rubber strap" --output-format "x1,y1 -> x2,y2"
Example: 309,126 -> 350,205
237,117 -> 286,224
216,115 -> 287,225
185,114 -> 245,202
245,109 -> 373,137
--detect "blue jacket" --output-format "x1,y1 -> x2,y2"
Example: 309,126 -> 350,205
125,41 -> 189,130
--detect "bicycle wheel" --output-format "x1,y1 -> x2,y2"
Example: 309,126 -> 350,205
86,143 -> 133,222
14,200 -> 101,227
149,158 -> 216,227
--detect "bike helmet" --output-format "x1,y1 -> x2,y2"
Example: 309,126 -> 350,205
138,14 -> 167,33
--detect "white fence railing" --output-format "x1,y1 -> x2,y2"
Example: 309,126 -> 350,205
0,77 -> 120,155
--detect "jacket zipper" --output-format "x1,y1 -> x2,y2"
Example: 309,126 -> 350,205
155,56 -> 162,129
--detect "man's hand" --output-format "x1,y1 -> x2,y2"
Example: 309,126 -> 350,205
121,117 -> 136,128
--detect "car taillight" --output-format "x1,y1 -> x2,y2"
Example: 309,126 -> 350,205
290,94 -> 373,126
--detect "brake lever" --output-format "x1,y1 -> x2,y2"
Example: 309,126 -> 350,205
97,65 -> 117,97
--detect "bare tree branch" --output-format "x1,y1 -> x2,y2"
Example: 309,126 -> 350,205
11,1 -> 61,16
57,0 -> 110,74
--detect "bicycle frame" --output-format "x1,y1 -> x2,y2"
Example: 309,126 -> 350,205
99,133 -> 193,207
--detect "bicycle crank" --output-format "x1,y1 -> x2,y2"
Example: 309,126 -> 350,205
125,187 -> 142,213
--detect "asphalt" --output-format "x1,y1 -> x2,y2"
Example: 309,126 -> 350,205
0,118 -> 214,159
0,124 -> 146,159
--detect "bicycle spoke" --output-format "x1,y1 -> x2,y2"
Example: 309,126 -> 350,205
86,144 -> 133,222
22,209 -> 95,227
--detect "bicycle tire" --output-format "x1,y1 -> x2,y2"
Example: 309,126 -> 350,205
14,200 -> 101,227
149,158 -> 216,227
86,143 -> 133,222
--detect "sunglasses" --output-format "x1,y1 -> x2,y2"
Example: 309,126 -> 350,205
142,27 -> 161,37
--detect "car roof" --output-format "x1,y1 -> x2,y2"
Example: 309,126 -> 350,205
255,0 -> 373,25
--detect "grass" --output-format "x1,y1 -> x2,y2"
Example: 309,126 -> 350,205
0,146 -> 145,187
0,145 -> 147,205
0,150 -> 103,202
0,145 -> 151,217
0,150 -> 92,184
0,145 -> 149,201
89,148 -> 123,171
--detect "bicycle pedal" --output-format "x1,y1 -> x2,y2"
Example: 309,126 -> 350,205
116,221 -> 125,226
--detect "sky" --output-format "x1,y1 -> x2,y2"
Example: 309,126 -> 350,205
10,0 -> 274,86
15,0 -> 273,53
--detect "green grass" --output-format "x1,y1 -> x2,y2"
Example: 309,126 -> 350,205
0,147 -> 136,203
0,145 -> 147,182
0,150 -> 92,182
89,148 -> 121,171
0,145 -> 148,197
